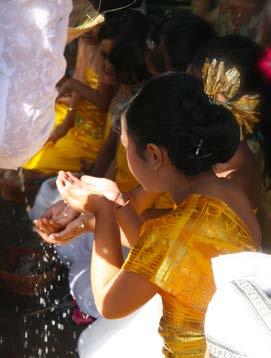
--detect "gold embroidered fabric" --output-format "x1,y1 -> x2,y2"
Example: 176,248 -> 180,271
202,59 -> 260,140
72,67 -> 107,143
123,194 -> 257,357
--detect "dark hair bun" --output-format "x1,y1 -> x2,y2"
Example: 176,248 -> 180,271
126,72 -> 240,176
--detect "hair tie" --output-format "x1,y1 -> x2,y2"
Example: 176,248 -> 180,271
202,58 -> 260,140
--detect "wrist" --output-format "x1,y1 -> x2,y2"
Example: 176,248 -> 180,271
115,192 -> 130,208
82,214 -> 95,232
88,195 -> 115,215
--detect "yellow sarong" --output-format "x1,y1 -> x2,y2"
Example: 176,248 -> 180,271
24,68 -> 107,174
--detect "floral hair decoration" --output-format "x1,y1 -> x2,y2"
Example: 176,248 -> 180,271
202,58 -> 260,140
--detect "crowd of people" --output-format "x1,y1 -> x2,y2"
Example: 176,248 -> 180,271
1,1 -> 271,357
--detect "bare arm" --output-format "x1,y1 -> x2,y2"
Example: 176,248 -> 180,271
91,199 -> 158,319
91,129 -> 119,177
50,38 -> 88,142
64,78 -> 115,111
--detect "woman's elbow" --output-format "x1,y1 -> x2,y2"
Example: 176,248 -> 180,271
96,296 -> 126,320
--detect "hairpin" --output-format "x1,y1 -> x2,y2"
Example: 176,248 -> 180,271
202,58 -> 260,140
195,139 -> 203,156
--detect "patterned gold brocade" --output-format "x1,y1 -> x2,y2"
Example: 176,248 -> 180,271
123,194 -> 257,357
24,67 -> 107,174
202,59 -> 260,140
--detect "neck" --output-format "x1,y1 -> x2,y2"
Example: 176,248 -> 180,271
163,167 -> 217,204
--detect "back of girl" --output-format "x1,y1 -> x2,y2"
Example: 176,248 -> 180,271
54,72 -> 260,358
190,34 -> 271,250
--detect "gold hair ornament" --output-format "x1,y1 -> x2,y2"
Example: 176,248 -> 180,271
202,58 -> 260,140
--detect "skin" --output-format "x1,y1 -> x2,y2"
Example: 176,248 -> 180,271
36,114 -> 261,319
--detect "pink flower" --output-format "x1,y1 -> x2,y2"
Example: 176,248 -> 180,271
259,48 -> 271,80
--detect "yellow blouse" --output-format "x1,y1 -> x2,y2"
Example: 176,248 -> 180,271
70,67 -> 107,146
123,194 -> 257,357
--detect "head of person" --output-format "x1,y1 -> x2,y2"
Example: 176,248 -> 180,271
144,13 -> 170,75
98,9 -> 149,59
154,13 -> 215,73
120,72 -> 240,193
98,9 -> 149,85
107,40 -> 150,86
190,35 -> 271,187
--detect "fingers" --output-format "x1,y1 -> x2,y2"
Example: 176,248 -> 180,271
66,172 -> 82,186
53,207 -> 80,227
49,221 -> 80,243
34,227 -> 59,245
34,218 -> 59,235
56,172 -> 69,200
81,175 -> 94,185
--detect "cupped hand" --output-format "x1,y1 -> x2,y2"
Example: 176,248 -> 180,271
34,200 -> 80,235
35,213 -> 95,245
56,171 -> 125,213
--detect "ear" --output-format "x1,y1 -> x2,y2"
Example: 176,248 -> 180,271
145,143 -> 170,171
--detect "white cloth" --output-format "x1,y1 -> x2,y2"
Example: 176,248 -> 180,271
205,253 -> 271,358
78,294 -> 163,358
0,0 -> 72,169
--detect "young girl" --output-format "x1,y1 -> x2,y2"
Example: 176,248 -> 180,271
40,73 -> 260,357
31,27 -> 151,325
189,35 -> 271,250
23,10 -> 145,175
145,12 -> 215,74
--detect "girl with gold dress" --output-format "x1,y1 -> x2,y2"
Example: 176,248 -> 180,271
23,31 -> 113,174
37,72 -> 260,357
189,35 -> 271,250
23,10 -> 146,175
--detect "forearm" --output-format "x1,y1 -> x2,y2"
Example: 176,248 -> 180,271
91,201 -> 124,308
117,202 -> 144,247
58,92 -> 80,129
69,79 -> 110,111
91,130 -> 119,177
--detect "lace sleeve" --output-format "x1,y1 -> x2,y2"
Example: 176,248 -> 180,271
0,0 -> 72,169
